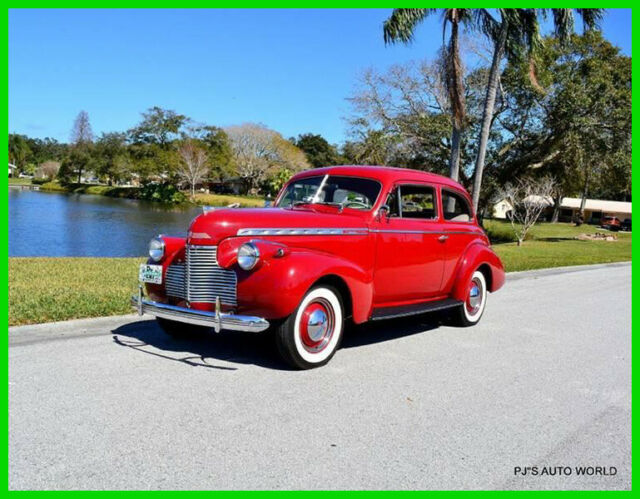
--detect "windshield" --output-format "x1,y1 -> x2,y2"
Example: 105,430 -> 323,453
276,175 -> 382,211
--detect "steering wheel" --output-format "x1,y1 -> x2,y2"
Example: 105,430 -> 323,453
342,200 -> 369,210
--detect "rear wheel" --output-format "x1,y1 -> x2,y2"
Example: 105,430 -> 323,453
451,270 -> 487,327
156,317 -> 209,338
275,286 -> 344,369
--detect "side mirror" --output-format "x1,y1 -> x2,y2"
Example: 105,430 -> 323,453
378,204 -> 390,221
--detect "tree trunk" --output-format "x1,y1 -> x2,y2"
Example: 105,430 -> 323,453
579,173 -> 589,216
449,125 -> 461,182
77,168 -> 82,184
551,194 -> 562,223
471,22 -> 508,213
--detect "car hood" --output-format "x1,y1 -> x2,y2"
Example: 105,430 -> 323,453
187,207 -> 369,244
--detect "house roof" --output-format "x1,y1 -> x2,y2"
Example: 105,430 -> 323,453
558,197 -> 631,213
8,163 -> 16,169
497,196 -> 631,214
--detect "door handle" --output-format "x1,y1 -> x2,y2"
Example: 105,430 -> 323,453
438,235 -> 449,242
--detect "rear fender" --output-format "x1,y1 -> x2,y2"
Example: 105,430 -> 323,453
451,243 -> 505,302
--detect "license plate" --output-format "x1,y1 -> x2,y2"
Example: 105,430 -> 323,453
139,264 -> 163,284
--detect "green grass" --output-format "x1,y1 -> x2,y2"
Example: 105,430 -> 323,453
8,221 -> 631,326
485,220 -> 631,272
192,192 -> 264,208
8,177 -> 33,185
9,258 -> 143,326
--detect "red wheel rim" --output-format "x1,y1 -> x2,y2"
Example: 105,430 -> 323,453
466,277 -> 483,316
299,298 -> 335,353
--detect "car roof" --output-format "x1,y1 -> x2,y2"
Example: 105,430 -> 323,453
291,165 -> 467,192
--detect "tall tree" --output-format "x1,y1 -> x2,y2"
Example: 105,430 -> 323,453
94,132 -> 129,185
470,8 -> 604,212
177,140 -> 209,199
129,106 -> 187,148
226,123 -> 309,194
70,110 -> 93,147
68,110 -> 94,182
384,9 -> 473,183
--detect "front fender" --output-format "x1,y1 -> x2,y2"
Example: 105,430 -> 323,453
235,248 -> 373,323
451,243 -> 505,302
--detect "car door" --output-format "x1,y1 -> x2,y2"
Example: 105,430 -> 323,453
372,183 -> 445,306
440,188 -> 480,293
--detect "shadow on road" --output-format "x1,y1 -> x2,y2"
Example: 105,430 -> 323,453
112,311 -> 447,371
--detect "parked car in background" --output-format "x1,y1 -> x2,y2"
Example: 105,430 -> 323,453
620,218 -> 632,232
133,166 -> 505,369
600,216 -> 621,231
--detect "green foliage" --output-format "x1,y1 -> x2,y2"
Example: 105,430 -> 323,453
292,133 -> 343,168
129,106 -> 187,147
263,167 -> 292,195
58,148 -> 94,184
496,31 -> 631,202
8,134 -> 32,170
188,125 -> 235,180
138,182 -> 186,204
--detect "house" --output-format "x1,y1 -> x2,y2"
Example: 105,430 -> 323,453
8,163 -> 17,177
493,196 -> 631,223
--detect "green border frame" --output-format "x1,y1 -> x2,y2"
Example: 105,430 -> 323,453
3,5 -> 636,493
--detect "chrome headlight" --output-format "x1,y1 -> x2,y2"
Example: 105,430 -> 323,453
238,242 -> 260,270
148,237 -> 165,262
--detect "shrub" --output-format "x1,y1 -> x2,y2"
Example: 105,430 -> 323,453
138,182 -> 186,204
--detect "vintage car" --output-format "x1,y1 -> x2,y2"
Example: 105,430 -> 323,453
133,166 -> 505,369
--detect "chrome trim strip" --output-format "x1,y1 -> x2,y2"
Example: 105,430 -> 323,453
370,229 -> 483,235
237,228 -> 369,236
131,295 -> 269,333
237,227 -> 482,237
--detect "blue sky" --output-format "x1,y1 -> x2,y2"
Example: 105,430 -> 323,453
9,8 -> 632,146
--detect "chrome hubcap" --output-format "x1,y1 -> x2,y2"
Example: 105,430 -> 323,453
466,278 -> 483,315
307,309 -> 328,341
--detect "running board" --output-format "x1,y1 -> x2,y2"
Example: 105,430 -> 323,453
370,298 -> 462,321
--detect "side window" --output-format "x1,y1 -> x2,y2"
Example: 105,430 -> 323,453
400,185 -> 437,220
442,190 -> 472,222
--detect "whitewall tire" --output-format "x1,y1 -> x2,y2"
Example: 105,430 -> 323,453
275,286 -> 344,369
452,270 -> 487,327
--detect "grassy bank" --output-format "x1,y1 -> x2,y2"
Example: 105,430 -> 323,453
192,192 -> 264,208
15,180 -> 265,208
9,258 -> 143,326
9,221 -> 631,326
8,177 -> 33,185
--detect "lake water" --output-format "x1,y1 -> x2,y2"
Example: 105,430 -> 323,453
9,187 -> 202,257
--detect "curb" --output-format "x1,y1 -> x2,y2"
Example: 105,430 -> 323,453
9,313 -> 150,347
506,261 -> 630,282
9,261 -> 631,345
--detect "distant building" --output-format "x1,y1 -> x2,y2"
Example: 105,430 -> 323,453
493,196 -> 631,223
8,163 -> 16,177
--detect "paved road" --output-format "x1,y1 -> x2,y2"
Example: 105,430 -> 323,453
9,263 -> 631,490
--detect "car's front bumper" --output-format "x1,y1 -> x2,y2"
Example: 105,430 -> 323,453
131,287 -> 270,333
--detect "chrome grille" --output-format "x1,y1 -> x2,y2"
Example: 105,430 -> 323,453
164,245 -> 237,306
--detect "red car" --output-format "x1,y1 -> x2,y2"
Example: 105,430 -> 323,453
600,216 -> 621,231
133,166 -> 505,369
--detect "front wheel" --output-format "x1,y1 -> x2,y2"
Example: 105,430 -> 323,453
451,270 -> 487,327
275,285 -> 344,369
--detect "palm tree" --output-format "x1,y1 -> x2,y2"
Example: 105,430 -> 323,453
384,9 -> 473,183
470,8 -> 604,213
